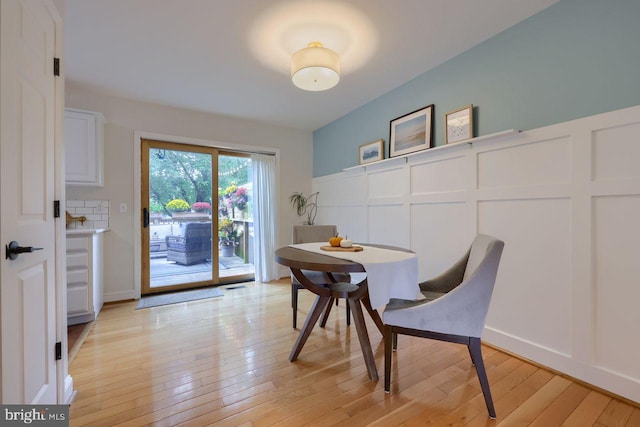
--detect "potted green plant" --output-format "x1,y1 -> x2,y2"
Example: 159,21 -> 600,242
231,187 -> 248,212
289,191 -> 319,225
218,218 -> 237,257
166,198 -> 191,221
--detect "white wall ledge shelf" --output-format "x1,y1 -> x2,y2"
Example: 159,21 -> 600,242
343,129 -> 519,172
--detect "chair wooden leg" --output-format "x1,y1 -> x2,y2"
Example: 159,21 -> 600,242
318,297 -> 353,328
292,285 -> 299,329
384,324 -> 393,392
392,332 -> 398,351
335,297 -> 352,326
319,297 -> 336,327
346,303 -> 350,326
469,337 -> 496,419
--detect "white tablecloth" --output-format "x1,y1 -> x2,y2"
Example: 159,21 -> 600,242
290,243 -> 420,309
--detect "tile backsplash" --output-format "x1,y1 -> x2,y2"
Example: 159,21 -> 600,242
66,200 -> 110,230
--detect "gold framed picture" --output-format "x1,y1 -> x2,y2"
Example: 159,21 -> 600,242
445,104 -> 474,144
358,139 -> 384,164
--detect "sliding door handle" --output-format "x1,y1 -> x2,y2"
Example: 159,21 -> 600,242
143,208 -> 150,228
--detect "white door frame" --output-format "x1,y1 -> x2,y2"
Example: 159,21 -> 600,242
50,0 -> 74,404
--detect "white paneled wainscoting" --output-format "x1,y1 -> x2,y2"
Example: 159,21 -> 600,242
312,105 -> 640,403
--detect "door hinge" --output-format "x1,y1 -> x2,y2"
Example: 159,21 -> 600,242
54,200 -> 60,218
55,342 -> 62,360
53,58 -> 60,76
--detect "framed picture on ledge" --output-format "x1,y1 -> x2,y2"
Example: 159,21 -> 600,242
358,139 -> 384,165
445,104 -> 474,144
389,104 -> 434,158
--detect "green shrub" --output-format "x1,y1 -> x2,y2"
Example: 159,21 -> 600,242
149,201 -> 164,213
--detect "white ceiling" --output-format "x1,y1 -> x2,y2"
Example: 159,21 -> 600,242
65,0 -> 558,131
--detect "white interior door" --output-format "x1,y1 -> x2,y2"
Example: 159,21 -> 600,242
0,0 -> 58,403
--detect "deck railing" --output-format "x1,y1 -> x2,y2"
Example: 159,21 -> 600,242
148,217 -> 253,263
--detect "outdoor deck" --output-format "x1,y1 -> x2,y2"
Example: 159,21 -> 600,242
150,252 -> 254,288
148,219 -> 254,288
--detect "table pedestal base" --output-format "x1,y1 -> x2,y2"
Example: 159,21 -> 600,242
288,279 -> 382,382
275,246 -> 412,385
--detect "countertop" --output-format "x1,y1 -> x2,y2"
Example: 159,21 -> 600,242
66,228 -> 110,235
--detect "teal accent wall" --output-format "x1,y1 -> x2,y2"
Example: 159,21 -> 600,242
313,0 -> 640,177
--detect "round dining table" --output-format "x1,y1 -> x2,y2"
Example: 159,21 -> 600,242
275,244 -> 412,382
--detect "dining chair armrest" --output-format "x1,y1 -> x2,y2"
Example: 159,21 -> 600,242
385,297 -> 431,311
419,248 -> 470,293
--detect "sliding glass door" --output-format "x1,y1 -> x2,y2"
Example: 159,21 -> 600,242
141,139 -> 254,295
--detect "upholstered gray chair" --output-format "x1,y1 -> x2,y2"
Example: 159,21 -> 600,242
291,225 -> 351,329
383,234 -> 504,419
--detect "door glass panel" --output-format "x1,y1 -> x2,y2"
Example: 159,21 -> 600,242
142,143 -> 256,294
146,146 -> 214,291
218,155 -> 254,280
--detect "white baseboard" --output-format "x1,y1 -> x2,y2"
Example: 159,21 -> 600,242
103,290 -> 137,302
483,327 -> 640,404
62,375 -> 74,404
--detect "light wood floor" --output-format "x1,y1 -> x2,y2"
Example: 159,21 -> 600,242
68,321 -> 94,364
69,279 -> 639,426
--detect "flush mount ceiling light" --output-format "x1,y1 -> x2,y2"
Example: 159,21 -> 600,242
249,2 -> 377,89
291,42 -> 340,91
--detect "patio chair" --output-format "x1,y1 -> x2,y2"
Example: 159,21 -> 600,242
166,222 -> 212,265
383,234 -> 504,419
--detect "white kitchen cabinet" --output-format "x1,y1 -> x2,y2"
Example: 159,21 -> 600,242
65,108 -> 105,187
66,232 -> 104,325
